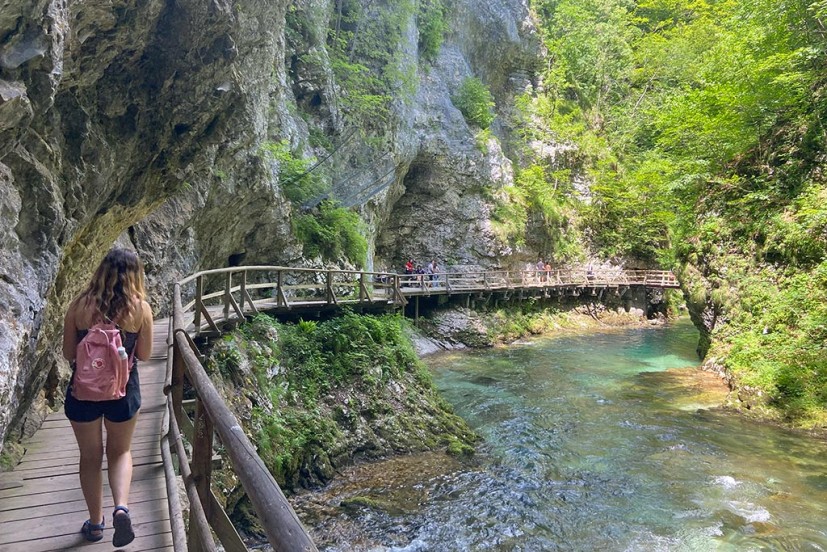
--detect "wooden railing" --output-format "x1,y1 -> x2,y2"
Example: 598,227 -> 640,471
175,266 -> 678,335
397,268 -> 679,293
160,265 -> 678,550
163,271 -> 321,552
182,266 -> 403,335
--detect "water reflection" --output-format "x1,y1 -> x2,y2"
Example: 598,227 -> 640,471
293,320 -> 827,551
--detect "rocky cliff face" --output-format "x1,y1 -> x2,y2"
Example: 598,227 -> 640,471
0,0 -> 542,452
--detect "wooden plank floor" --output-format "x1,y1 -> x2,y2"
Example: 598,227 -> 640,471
0,319 -> 174,551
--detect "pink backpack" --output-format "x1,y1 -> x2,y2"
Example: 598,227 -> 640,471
72,323 -> 132,401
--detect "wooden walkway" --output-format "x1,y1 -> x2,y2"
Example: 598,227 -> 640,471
0,320 -> 174,551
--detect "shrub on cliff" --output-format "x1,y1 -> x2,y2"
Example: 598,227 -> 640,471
293,200 -> 368,267
453,77 -> 495,129
417,0 -> 446,62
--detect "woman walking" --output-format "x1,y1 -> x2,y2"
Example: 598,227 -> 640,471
62,248 -> 153,546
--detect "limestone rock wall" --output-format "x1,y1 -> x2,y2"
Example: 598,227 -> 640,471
0,0 -> 543,452
0,0 -> 292,448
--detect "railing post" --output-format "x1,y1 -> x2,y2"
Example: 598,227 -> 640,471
239,270 -> 247,312
191,398 -> 215,521
392,275 -> 407,307
171,340 -> 185,432
223,272 -> 232,321
445,273 -> 451,293
277,270 -> 284,307
195,275 -> 204,332
326,270 -> 333,304
360,272 -> 366,302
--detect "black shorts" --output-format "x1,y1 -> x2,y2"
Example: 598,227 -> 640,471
64,367 -> 141,423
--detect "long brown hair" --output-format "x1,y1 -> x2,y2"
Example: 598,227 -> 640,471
80,248 -> 146,322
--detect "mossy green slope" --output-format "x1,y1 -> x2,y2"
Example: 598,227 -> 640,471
207,312 -> 478,494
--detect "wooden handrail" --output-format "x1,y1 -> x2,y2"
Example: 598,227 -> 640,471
169,283 -> 318,551
161,317 -> 187,551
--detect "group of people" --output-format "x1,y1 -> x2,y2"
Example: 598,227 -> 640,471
403,258 -> 440,287
535,258 -> 554,283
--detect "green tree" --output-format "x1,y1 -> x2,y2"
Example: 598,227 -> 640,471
452,77 -> 496,129
529,0 -> 827,423
418,0 -> 447,62
294,201 -> 368,267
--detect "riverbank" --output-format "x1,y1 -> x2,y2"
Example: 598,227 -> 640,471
407,301 -> 672,356
409,303 -> 827,440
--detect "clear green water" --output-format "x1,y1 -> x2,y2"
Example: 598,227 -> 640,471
302,320 -> 827,551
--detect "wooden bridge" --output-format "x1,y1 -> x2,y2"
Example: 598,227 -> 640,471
183,266 -> 678,335
0,266 -> 677,551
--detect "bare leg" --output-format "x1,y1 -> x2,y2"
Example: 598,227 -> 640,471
104,412 -> 139,509
70,419 -> 104,528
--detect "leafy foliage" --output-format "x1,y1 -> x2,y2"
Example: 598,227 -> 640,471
261,140 -> 328,205
328,0 -> 417,126
492,164 -> 583,261
452,77 -> 496,129
260,141 -> 366,266
417,0 -> 447,62
210,312 -> 474,489
293,200 -> 368,267
528,0 -> 827,422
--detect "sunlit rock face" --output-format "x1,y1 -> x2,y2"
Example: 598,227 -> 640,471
0,0 -> 543,451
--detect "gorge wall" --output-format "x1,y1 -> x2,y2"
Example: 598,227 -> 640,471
0,0 -> 546,451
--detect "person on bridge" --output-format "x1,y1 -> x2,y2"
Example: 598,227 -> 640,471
404,259 -> 415,274
415,264 -> 426,287
536,258 -> 546,283
427,259 -> 440,287
62,248 -> 153,547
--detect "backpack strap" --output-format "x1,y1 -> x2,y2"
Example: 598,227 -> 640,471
101,308 -> 139,370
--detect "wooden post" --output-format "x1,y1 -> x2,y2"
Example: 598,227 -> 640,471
239,270 -> 247,312
415,296 -> 419,324
191,398 -> 215,520
171,337 -> 186,432
275,270 -> 290,309
223,272 -> 232,321
360,273 -> 366,302
326,271 -> 333,305
194,275 -> 204,332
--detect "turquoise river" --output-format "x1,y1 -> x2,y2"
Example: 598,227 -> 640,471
295,319 -> 827,551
